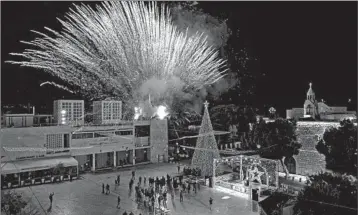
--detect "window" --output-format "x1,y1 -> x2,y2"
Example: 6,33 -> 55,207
46,134 -> 63,149
72,133 -> 94,139
112,102 -> 121,120
73,102 -> 83,121
94,131 -> 113,138
61,102 -> 72,122
64,134 -> 70,148
115,130 -> 133,136
306,104 -> 312,115
103,102 -> 111,120
135,126 -> 150,137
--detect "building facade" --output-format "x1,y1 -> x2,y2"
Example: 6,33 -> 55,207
286,83 -> 356,121
1,118 -> 169,188
53,100 -> 84,125
93,100 -> 122,124
278,121 -> 340,176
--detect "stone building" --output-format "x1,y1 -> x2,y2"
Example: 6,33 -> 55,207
286,83 -> 356,121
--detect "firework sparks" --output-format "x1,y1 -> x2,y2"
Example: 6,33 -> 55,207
40,81 -> 75,93
6,2 -> 228,117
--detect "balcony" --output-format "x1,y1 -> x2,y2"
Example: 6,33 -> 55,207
135,137 -> 150,147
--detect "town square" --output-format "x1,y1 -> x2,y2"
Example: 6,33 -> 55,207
1,1 -> 357,215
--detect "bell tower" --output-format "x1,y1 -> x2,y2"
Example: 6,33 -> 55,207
304,82 -> 318,118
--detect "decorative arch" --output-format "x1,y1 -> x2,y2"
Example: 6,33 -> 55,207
284,156 -> 296,174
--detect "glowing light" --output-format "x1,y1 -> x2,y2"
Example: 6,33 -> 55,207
7,2 -> 227,111
61,117 -> 66,121
134,107 -> 143,120
61,110 -> 66,115
156,105 -> 169,120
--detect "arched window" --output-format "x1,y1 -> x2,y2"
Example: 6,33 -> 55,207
284,156 -> 296,174
306,104 -> 313,115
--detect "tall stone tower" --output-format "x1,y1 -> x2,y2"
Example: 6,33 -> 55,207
149,119 -> 168,163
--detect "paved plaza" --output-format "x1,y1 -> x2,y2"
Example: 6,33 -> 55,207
14,163 -> 260,215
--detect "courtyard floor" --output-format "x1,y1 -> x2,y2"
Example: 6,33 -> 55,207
12,163 -> 261,215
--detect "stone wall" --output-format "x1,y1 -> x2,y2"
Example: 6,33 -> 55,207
149,119 -> 168,163
282,122 -> 340,176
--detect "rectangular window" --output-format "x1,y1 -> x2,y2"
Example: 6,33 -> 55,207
135,126 -> 150,137
72,133 -> 94,139
103,102 -> 111,120
112,102 -> 121,120
45,134 -> 63,149
94,131 -> 113,138
115,130 -> 133,136
64,134 -> 69,148
73,102 -> 83,120
61,102 -> 72,122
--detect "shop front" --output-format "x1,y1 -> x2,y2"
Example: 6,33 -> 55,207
95,152 -> 114,169
1,156 -> 78,189
116,150 -> 133,166
135,148 -> 150,164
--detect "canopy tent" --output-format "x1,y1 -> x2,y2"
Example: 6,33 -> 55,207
1,156 -> 78,175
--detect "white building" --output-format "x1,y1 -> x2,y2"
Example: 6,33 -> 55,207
286,83 -> 356,121
1,119 -> 168,189
53,100 -> 84,125
93,100 -> 122,125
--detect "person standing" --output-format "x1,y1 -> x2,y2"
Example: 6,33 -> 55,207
179,190 -> 183,202
49,192 -> 54,207
102,183 -> 105,194
187,183 -> 191,194
209,197 -> 213,211
177,164 -> 180,173
117,174 -> 120,185
144,176 -> 146,186
117,196 -> 121,208
106,184 -> 110,194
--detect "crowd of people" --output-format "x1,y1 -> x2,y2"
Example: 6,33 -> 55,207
120,166 -> 207,214
47,164 -> 214,215
96,165 -> 210,215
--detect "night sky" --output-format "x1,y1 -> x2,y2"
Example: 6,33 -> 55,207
1,2 -> 357,114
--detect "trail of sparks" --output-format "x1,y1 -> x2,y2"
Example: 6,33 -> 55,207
6,2 -> 228,104
40,81 -> 75,93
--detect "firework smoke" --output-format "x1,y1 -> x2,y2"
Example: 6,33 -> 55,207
7,1 -> 228,119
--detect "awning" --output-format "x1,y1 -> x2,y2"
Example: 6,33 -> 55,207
1,157 -> 78,175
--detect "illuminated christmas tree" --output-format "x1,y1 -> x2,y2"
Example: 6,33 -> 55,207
191,101 -> 220,177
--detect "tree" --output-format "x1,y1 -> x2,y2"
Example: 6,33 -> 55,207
316,119 -> 357,176
294,172 -> 357,215
1,190 -> 39,215
255,118 -> 301,178
210,104 -> 257,131
191,101 -> 220,177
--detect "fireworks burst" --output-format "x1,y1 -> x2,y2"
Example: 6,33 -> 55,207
6,1 -> 227,118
